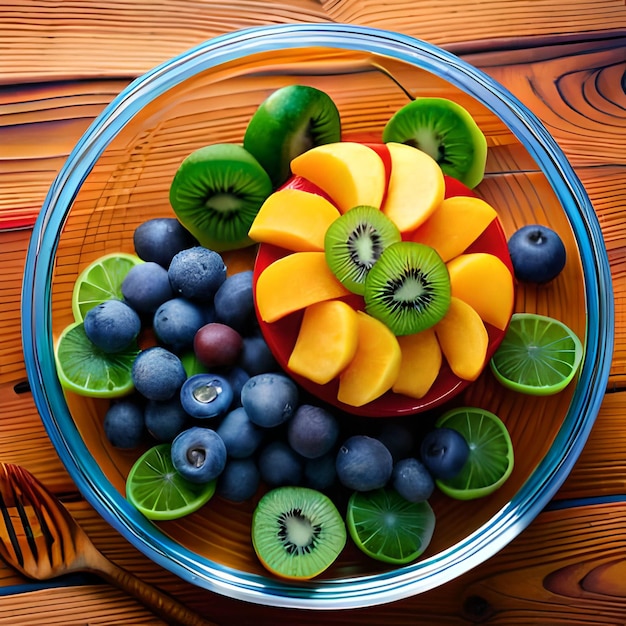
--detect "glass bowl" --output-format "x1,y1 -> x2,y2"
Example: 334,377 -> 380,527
22,23 -> 613,609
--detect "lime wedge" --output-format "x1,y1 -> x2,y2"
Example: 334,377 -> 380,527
435,407 -> 514,500
72,252 -> 143,321
54,321 -> 139,397
490,313 -> 583,395
346,488 -> 435,564
126,444 -> 216,520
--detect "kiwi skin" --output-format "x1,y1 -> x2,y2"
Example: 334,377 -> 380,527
251,485 -> 346,580
382,97 -> 487,189
169,143 -> 273,252
364,241 -> 451,336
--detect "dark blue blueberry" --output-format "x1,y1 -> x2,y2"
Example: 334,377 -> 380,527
377,422 -> 415,463
153,297 -> 206,353
222,366 -> 250,407
238,334 -> 278,376
420,427 -> 470,480
217,458 -> 260,502
287,404 -> 339,459
336,435 -> 393,491
144,396 -> 190,442
133,218 -> 197,268
171,426 -> 227,484
508,224 -> 566,284
213,270 -> 255,334
103,400 -> 145,449
131,346 -> 187,401
303,452 -> 337,491
83,299 -> 141,353
216,407 -> 264,458
168,246 -> 226,302
258,441 -> 303,487
121,261 -> 174,314
179,373 -> 233,419
240,373 -> 298,428
392,457 -> 435,502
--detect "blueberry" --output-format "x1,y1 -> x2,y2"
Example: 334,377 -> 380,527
222,366 -> 250,406
336,435 -> 393,491
420,427 -> 470,480
377,422 -> 415,463
103,400 -> 145,449
238,334 -> 278,376
216,407 -> 264,458
508,224 -> 567,283
258,440 -> 303,487
179,373 -> 233,419
153,297 -> 206,353
213,270 -> 255,334
132,346 -> 187,401
171,426 -> 227,484
303,452 -> 337,491
217,458 -> 260,502
83,299 -> 141,353
168,246 -> 226,302
193,322 -> 243,369
392,458 -> 435,502
240,373 -> 299,428
121,261 -> 174,314
133,218 -> 197,268
144,396 -> 190,442
287,404 -> 339,459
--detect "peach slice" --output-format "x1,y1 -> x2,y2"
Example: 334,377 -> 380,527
337,311 -> 402,407
382,142 -> 445,233
410,195 -> 498,261
446,253 -> 514,330
255,252 -> 351,323
392,328 -> 442,399
288,300 -> 359,385
434,297 -> 488,381
248,188 -> 341,252
290,142 -> 386,214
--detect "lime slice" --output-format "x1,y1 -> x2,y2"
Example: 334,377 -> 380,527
126,444 -> 216,520
72,252 -> 143,321
346,488 -> 435,564
490,313 -> 583,395
54,321 -> 139,397
435,407 -> 514,500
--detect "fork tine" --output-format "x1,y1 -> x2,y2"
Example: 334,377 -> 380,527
11,479 -> 41,563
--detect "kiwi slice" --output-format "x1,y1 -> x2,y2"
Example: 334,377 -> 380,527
324,205 -> 401,295
169,143 -> 273,252
251,486 -> 346,580
364,241 -> 451,336
382,97 -> 487,189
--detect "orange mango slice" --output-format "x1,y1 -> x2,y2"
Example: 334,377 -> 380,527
248,188 -> 341,252
392,328 -> 442,399
337,311 -> 402,407
446,253 -> 514,330
435,297 -> 488,381
288,300 -> 359,385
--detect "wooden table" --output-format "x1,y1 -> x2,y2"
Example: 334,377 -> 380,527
1,2 -> 625,623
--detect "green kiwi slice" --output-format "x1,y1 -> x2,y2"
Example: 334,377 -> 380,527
382,97 -> 487,188
364,241 -> 451,336
251,486 -> 346,580
324,205 -> 401,295
169,143 -> 273,252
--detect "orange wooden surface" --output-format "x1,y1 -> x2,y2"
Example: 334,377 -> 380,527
1,2 -> 625,624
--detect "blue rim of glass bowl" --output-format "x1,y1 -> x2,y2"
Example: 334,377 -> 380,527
22,23 -> 613,609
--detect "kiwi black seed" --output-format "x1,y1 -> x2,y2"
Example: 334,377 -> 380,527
382,97 -> 488,189
324,205 -> 401,295
251,486 -> 346,580
364,241 -> 451,336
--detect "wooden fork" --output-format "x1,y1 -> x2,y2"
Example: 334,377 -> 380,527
0,462 -> 218,626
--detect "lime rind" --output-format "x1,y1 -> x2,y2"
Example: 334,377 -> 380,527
126,444 -> 216,521
435,407 -> 514,501
490,313 -> 583,396
346,488 -> 436,564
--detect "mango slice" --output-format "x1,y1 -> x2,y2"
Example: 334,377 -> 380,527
288,300 -> 359,385
337,311 -> 402,407
411,196 -> 498,262
382,142 -> 445,233
248,188 -> 341,252
290,142 -> 386,214
392,328 -> 442,399
435,297 -> 488,381
255,252 -> 352,323
446,253 -> 514,330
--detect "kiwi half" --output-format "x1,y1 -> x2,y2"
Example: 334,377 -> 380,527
364,241 -> 451,336
324,205 -> 401,295
382,97 -> 487,189
251,486 -> 346,580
